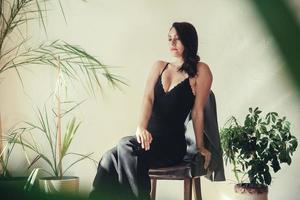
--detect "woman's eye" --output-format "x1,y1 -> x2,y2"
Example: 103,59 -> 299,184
168,38 -> 179,41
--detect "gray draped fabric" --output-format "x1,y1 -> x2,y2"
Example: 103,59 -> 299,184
183,90 -> 226,181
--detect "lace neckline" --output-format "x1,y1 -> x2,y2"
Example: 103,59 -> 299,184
159,74 -> 191,95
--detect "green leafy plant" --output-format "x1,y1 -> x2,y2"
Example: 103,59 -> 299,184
220,107 -> 298,186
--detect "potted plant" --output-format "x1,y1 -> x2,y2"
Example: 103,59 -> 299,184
8,56 -> 123,194
220,107 -> 297,200
8,62 -> 85,193
0,0 -> 126,193
0,115 -> 33,190
17,105 -> 90,194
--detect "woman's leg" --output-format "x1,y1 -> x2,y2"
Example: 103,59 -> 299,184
89,146 -> 120,200
90,135 -> 151,200
117,136 -> 151,200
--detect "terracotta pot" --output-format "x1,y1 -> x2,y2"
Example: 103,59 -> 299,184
234,183 -> 268,200
39,176 -> 79,194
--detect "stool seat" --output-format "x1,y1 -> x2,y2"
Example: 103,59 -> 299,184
149,162 -> 192,180
149,162 -> 202,200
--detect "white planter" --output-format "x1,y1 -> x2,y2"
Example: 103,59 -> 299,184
39,176 -> 79,194
234,184 -> 268,200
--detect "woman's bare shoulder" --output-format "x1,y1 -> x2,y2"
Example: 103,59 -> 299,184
197,62 -> 210,72
151,60 -> 168,74
197,61 -> 210,69
196,61 -> 213,78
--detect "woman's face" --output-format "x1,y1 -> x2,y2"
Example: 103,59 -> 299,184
168,27 -> 184,58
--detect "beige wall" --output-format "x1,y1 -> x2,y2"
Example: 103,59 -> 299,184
1,0 -> 300,199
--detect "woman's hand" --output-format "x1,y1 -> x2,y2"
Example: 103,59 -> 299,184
197,146 -> 211,169
135,127 -> 153,151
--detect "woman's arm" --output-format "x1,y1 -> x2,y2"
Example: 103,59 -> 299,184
136,60 -> 165,150
191,62 -> 213,169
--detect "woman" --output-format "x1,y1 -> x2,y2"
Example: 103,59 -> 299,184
90,22 -> 212,200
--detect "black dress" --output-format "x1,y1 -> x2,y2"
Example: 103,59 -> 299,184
90,62 -> 195,200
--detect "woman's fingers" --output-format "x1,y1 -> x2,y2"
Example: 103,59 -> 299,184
199,148 -> 211,169
145,132 -> 152,150
149,133 -> 153,143
136,128 -> 142,144
146,133 -> 150,150
136,134 -> 141,143
142,131 -> 149,150
141,133 -> 146,149
204,155 -> 209,169
143,131 -> 153,151
204,152 -> 211,169
142,134 -> 147,149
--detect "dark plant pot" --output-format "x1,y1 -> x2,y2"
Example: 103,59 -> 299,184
0,177 -> 28,190
39,176 -> 79,194
234,183 -> 268,200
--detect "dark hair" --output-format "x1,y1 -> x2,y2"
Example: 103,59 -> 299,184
170,22 -> 200,77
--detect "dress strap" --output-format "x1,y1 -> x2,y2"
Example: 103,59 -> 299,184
160,62 -> 169,76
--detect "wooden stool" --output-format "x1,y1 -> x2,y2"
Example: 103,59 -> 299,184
149,162 -> 202,200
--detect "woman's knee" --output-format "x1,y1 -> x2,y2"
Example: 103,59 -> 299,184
118,135 -> 136,147
99,147 -> 117,170
118,135 -> 146,157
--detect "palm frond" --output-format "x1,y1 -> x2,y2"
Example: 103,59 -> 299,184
2,40 -> 127,95
62,152 -> 96,175
61,118 -> 81,159
5,133 -> 57,175
24,167 -> 52,191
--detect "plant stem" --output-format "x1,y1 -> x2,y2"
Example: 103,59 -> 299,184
232,152 -> 240,183
56,56 -> 62,179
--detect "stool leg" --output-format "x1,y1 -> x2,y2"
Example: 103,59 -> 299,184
150,178 -> 157,200
184,178 -> 192,200
193,177 -> 202,200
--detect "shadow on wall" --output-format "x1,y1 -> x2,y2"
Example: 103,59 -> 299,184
252,0 -> 300,95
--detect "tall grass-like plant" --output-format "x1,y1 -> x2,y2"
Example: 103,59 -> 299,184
7,57 -> 99,191
1,39 -> 127,95
0,0 -> 127,181
18,106 -> 92,178
1,0 -> 127,95
6,104 -> 94,191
